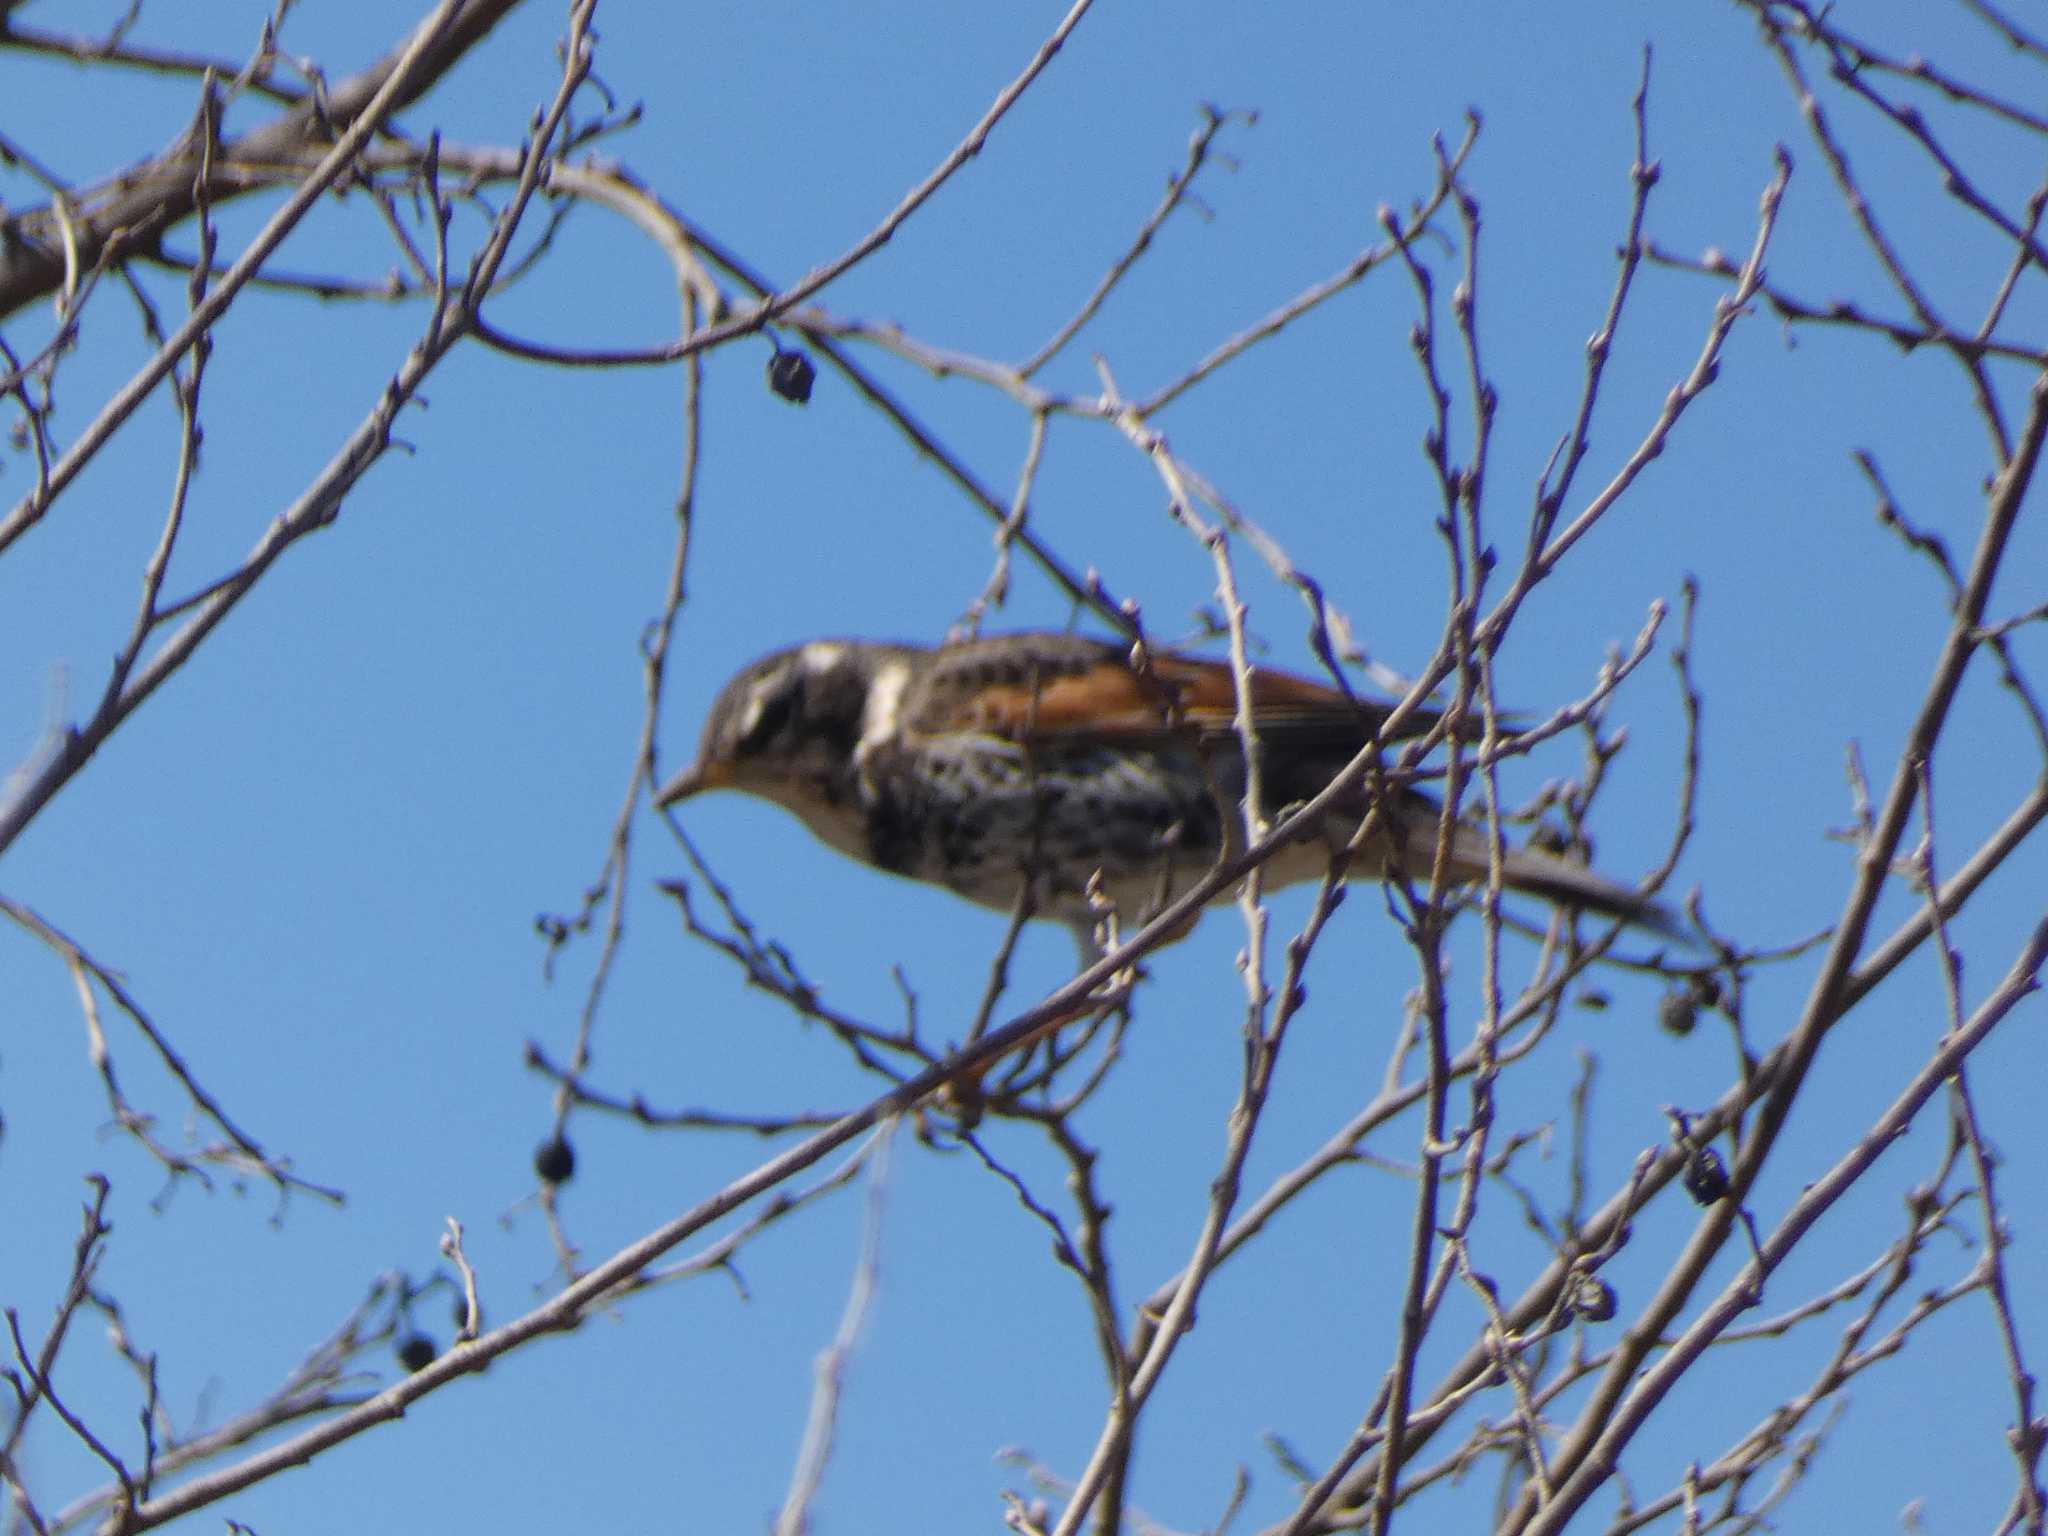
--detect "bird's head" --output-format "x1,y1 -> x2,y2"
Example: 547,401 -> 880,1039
655,641 -> 878,807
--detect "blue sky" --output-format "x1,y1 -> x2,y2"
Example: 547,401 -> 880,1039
4,1 -> 2045,1532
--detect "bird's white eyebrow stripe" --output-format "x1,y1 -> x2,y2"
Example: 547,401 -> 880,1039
859,659 -> 912,754
738,691 -> 766,736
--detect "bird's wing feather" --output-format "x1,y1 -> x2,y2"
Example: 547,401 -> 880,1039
901,635 -> 1439,750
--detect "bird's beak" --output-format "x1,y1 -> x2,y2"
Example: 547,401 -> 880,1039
655,757 -> 733,807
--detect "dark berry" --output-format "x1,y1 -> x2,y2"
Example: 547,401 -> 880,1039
1656,988 -> 1699,1037
534,1135 -> 576,1185
767,349 -> 816,404
1681,1145 -> 1730,1206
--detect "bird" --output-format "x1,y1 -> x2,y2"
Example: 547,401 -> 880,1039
655,632 -> 1685,952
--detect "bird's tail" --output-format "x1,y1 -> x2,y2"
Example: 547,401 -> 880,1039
1413,821 -> 1692,946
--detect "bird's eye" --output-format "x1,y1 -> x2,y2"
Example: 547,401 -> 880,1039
737,685 -> 797,754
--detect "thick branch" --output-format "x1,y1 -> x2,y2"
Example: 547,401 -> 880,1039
0,0 -> 525,319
